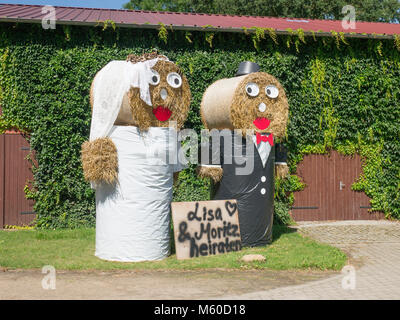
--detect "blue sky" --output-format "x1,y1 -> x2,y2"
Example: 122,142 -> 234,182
0,1 -> 128,9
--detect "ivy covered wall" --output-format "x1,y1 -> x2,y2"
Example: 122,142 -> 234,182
0,22 -> 399,228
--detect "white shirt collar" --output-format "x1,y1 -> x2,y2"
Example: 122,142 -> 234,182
252,135 -> 271,168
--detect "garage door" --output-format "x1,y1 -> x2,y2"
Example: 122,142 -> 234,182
291,150 -> 384,221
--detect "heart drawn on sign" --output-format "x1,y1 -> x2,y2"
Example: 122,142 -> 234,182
225,201 -> 237,217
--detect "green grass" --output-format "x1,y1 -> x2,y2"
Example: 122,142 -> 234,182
0,226 -> 347,271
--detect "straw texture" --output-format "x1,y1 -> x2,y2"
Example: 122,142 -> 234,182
81,137 -> 118,185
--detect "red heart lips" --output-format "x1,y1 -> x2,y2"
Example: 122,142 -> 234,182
152,106 -> 172,122
253,117 -> 271,130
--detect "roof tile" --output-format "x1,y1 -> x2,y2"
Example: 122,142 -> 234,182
0,3 -> 398,37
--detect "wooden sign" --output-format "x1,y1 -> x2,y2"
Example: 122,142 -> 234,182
171,200 -> 242,260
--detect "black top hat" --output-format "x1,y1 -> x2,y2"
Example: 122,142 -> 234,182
235,61 -> 261,76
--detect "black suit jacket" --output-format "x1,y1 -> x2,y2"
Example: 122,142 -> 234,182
201,132 -> 287,247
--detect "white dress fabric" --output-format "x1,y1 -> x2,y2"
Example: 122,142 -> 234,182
95,126 -> 183,262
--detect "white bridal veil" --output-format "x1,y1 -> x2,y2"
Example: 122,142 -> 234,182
89,58 -> 166,141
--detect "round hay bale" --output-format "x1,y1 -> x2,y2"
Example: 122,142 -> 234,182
200,75 -> 247,130
89,57 -> 191,131
125,60 -> 190,130
200,72 -> 289,138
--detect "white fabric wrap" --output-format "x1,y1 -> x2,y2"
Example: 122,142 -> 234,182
89,58 -> 166,141
95,126 -> 184,262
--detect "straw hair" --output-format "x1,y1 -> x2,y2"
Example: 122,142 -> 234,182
126,59 -> 191,130
197,166 -> 223,183
200,72 -> 289,139
275,163 -> 289,179
231,72 -> 288,139
81,137 -> 118,185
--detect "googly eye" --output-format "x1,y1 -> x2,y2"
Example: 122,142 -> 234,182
167,72 -> 182,88
149,69 -> 160,85
245,82 -> 259,97
265,85 -> 279,99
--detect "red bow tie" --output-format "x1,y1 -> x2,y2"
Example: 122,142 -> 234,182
256,132 -> 274,146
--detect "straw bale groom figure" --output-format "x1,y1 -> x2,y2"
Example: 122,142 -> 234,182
198,61 -> 289,247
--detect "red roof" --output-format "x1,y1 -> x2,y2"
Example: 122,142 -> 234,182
0,3 -> 399,39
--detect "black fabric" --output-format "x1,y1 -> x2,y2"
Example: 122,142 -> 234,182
199,131 -> 224,166
235,61 -> 261,76
201,132 -> 275,247
275,143 -> 287,163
